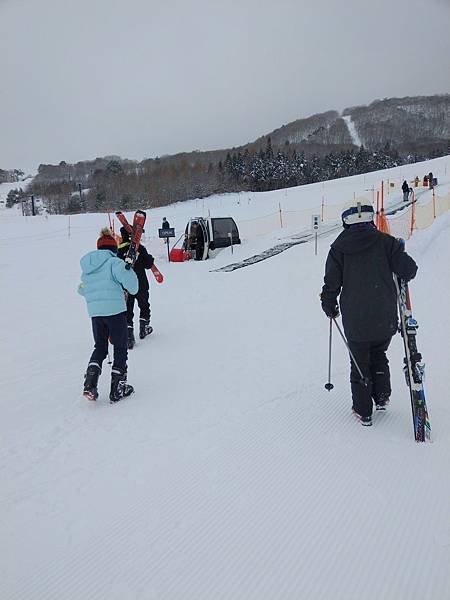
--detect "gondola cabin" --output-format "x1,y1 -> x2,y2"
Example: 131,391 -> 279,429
177,217 -> 241,261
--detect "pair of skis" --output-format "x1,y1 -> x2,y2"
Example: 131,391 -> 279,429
395,275 -> 431,442
115,210 -> 163,283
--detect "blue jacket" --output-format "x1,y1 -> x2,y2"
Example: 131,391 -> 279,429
78,249 -> 138,318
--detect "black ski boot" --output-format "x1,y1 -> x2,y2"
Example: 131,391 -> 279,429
375,392 -> 390,411
127,325 -> 135,349
139,318 -> 153,339
83,362 -> 101,401
109,368 -> 134,404
352,408 -> 372,426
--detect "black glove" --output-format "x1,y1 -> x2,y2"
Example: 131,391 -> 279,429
322,302 -> 339,319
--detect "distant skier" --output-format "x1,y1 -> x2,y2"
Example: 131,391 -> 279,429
320,201 -> 418,426
117,226 -> 155,348
78,228 -> 138,403
401,180 -> 410,202
161,217 -> 171,230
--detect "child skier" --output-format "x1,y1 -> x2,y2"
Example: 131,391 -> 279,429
117,226 -> 155,349
78,228 -> 138,403
320,201 -> 418,426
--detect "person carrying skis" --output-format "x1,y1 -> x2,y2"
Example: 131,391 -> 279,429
117,226 -> 155,348
320,201 -> 418,426
78,228 -> 138,403
401,180 -> 410,202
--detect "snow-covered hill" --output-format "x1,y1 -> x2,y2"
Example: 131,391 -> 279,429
1,156 -> 450,599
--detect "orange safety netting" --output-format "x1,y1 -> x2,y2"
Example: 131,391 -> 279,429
380,191 -> 450,239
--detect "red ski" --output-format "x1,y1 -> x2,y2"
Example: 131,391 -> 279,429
150,264 -> 163,283
115,210 -> 133,235
115,211 -> 164,283
125,210 -> 146,269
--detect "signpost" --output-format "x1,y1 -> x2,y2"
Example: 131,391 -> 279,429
228,232 -> 233,254
158,227 -> 175,261
311,214 -> 320,256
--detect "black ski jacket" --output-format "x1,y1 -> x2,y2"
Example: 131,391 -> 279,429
321,225 -> 417,342
117,242 -> 154,291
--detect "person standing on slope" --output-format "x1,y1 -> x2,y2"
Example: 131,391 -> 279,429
78,228 -> 138,403
320,201 -> 418,426
401,180 -> 410,202
117,226 -> 155,348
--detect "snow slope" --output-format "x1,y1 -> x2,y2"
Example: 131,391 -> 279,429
1,156 -> 450,600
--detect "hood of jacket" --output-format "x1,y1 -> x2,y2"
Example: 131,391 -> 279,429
331,225 -> 380,255
80,249 -> 116,275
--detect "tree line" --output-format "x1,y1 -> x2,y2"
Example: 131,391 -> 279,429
15,138 -> 450,215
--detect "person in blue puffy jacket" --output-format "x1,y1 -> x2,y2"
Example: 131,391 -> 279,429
78,228 -> 138,403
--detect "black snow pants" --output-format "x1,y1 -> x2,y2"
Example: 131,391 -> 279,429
89,312 -> 128,371
126,287 -> 151,325
347,337 -> 392,418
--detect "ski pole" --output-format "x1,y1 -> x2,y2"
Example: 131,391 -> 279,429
331,318 -> 368,386
324,318 -> 334,391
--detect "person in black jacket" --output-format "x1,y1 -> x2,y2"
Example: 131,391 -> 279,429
321,201 -> 417,426
401,180 -> 410,202
117,227 -> 155,348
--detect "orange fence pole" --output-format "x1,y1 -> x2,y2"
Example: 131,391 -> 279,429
378,208 -> 390,234
410,193 -> 415,235
376,191 -> 380,228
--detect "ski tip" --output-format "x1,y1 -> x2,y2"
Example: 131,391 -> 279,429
151,266 -> 163,283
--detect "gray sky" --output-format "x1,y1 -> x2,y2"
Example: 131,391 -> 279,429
1,0 -> 450,173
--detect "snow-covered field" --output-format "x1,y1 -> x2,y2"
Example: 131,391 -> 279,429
1,156 -> 450,599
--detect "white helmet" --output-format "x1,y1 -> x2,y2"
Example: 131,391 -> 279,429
341,198 -> 374,226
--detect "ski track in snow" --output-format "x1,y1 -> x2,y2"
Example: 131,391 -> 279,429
343,114 -> 362,147
1,156 -> 450,600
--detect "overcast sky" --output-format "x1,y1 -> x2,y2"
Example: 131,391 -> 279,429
1,0 -> 450,173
